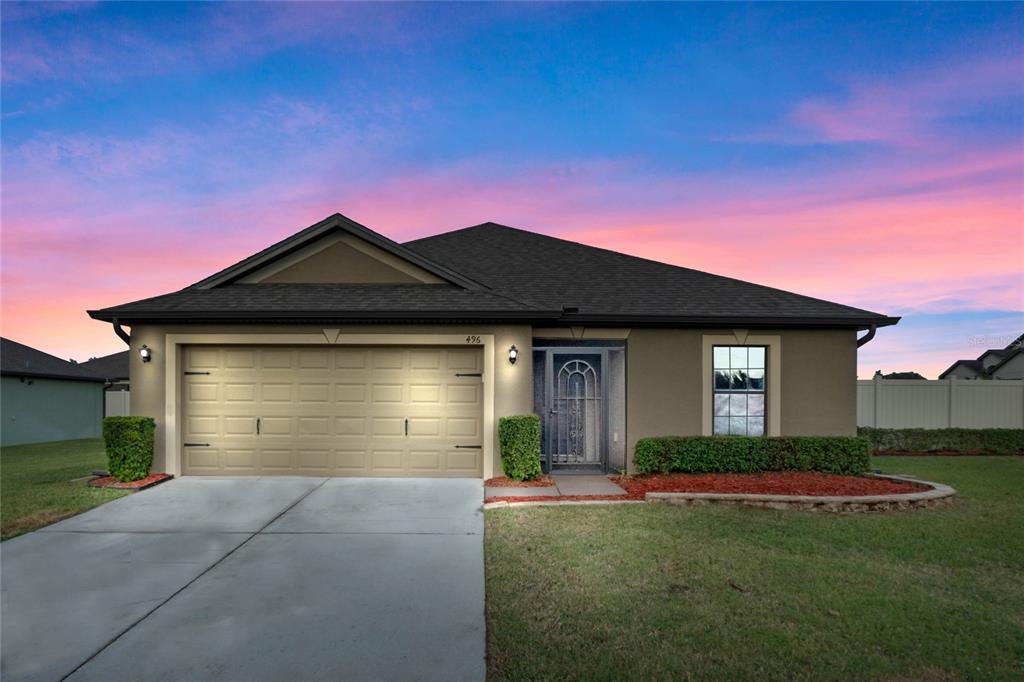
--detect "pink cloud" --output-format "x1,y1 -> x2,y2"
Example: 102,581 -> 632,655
736,54 -> 1023,147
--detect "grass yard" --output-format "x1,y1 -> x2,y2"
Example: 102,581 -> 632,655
485,457 -> 1024,681
1,439 -> 128,540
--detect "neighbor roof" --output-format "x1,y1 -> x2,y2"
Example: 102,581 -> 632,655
79,350 -> 130,381
937,359 -> 984,379
90,214 -> 899,329
0,338 -> 105,382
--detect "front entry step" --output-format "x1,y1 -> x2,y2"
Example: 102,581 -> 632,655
550,475 -> 626,496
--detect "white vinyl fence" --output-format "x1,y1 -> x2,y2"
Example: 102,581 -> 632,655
104,390 -> 130,418
857,379 -> 1024,428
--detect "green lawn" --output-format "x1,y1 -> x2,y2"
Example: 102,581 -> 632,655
485,457 -> 1024,681
1,439 -> 129,540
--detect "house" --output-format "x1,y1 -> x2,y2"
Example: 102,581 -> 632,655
938,334 -> 1024,380
0,338 -> 106,446
87,213 -> 899,478
80,351 -> 131,416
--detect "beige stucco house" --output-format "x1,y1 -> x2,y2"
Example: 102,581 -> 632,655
89,214 -> 898,478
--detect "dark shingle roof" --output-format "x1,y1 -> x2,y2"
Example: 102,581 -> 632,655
90,216 -> 898,328
94,284 -> 547,320
79,351 -> 129,381
0,338 -> 105,382
406,223 -> 895,325
937,359 -> 984,379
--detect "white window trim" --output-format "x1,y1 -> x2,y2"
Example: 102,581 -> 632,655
701,331 -> 781,436
163,332 -> 495,478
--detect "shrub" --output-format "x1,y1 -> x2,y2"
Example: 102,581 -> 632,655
498,414 -> 542,481
102,416 -> 156,482
858,427 -> 1024,455
634,436 -> 870,475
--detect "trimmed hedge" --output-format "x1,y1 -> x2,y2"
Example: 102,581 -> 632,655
498,414 -> 542,481
634,436 -> 871,475
859,427 -> 1024,455
102,416 -> 156,482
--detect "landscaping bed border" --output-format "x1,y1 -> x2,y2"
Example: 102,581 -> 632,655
484,474 -> 955,513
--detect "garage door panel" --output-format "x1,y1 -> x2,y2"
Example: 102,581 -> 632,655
262,449 -> 294,470
408,450 -> 441,471
224,417 -> 256,435
372,450 -> 403,470
182,346 -> 482,476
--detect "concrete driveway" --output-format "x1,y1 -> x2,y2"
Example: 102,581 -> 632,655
1,477 -> 485,682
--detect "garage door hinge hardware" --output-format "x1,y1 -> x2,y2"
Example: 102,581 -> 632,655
183,442 -> 210,447
184,371 -> 211,375
454,445 -> 482,449
454,372 -> 482,377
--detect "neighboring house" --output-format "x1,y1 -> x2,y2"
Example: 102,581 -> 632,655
88,213 -> 899,478
80,351 -> 131,417
938,334 -> 1024,380
0,338 -> 106,446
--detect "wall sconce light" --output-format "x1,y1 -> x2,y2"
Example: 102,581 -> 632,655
139,345 -> 152,363
508,345 -> 519,365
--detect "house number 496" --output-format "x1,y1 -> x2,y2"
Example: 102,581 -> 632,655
465,335 -> 481,344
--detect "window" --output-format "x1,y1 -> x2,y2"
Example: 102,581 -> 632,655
713,346 -> 766,436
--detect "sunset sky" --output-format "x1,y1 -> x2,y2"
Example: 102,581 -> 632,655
2,2 -> 1021,377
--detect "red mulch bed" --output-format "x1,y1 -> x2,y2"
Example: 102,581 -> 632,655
88,473 -> 173,490
484,475 -> 556,488
485,472 -> 929,503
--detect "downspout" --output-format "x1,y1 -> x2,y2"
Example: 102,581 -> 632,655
112,318 -> 131,346
856,324 -> 877,348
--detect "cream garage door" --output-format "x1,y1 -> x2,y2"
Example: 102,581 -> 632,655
181,346 -> 484,476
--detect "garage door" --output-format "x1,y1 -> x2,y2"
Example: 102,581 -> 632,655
181,346 -> 484,476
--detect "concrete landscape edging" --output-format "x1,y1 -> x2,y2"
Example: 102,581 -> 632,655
484,474 -> 956,513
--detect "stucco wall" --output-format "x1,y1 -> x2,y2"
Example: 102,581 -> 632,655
1,376 -> 104,446
623,328 -> 857,472
127,323 -> 532,474
125,323 -> 857,475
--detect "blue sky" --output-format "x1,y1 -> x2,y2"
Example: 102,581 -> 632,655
2,2 -> 1022,375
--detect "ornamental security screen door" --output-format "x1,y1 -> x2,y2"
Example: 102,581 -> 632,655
533,346 -> 625,471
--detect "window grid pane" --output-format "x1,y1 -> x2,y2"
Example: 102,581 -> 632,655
712,345 -> 766,436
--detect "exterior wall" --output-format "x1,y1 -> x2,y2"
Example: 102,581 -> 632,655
857,378 -> 1024,428
127,323 -> 532,475
624,328 -> 857,472
1,376 -> 104,446
126,322 -> 859,475
778,329 -> 858,436
992,354 -> 1024,380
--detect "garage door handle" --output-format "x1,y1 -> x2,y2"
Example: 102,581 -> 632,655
184,442 -> 209,447
455,372 -> 482,377
454,444 -> 482,449
256,418 -> 260,436
404,418 -> 408,436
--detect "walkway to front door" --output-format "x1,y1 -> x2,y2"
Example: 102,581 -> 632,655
1,478 -> 485,682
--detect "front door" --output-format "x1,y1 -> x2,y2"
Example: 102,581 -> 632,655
541,350 -> 606,469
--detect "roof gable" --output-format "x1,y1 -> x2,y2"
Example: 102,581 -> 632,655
193,214 -> 482,290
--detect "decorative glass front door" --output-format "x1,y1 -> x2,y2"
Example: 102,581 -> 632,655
551,356 -> 602,465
